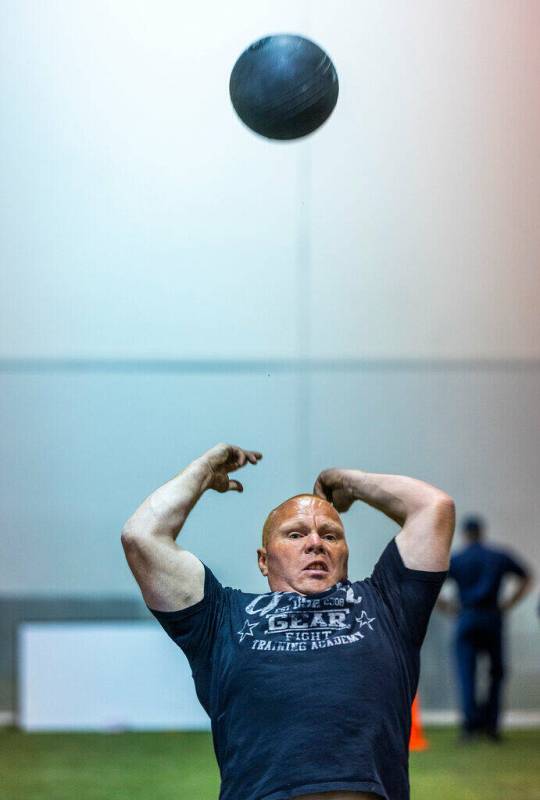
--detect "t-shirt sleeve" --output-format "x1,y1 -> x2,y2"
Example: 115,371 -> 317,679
371,538 -> 447,647
147,564 -> 226,674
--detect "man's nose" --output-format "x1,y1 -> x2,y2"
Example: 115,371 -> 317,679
304,532 -> 326,552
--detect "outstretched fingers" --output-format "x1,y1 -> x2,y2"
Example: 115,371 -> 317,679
220,446 -> 262,493
229,447 -> 263,470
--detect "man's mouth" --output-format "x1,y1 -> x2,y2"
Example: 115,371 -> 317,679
303,561 -> 329,573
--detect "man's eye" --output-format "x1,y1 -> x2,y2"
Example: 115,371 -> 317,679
288,532 -> 302,539
323,534 -> 337,541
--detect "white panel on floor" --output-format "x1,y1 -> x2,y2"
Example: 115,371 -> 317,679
19,622 -> 209,731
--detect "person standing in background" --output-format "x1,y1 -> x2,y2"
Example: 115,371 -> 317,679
437,516 -> 533,742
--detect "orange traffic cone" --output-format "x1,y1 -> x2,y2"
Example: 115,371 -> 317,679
409,694 -> 429,751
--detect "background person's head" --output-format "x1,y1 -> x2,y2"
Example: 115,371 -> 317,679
257,494 -> 349,594
461,515 -> 485,543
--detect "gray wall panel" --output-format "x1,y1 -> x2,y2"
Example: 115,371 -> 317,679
307,365 -> 540,709
1,369 -> 300,596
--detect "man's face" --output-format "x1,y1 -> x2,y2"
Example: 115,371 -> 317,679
257,496 -> 349,594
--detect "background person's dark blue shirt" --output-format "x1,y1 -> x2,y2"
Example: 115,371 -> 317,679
149,538 -> 446,800
448,542 -> 528,613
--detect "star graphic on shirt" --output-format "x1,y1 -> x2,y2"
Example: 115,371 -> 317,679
237,620 -> 258,642
355,610 -> 375,631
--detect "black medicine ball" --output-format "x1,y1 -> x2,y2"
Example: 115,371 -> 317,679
229,34 -> 339,140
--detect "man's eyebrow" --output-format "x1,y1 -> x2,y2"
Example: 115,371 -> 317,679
278,518 -> 309,530
278,519 -> 343,532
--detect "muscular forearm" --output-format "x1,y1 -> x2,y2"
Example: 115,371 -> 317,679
344,470 -> 451,526
122,457 -> 213,542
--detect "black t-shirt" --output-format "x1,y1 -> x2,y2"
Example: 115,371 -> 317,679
149,538 -> 446,800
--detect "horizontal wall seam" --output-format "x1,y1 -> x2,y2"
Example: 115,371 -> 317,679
1,358 -> 540,374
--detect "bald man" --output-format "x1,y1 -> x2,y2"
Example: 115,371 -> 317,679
121,443 -> 455,800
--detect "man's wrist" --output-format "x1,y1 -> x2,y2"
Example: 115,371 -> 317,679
186,457 -> 215,492
343,469 -> 367,500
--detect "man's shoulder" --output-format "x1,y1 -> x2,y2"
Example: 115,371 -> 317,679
453,543 -> 512,565
452,543 -> 486,560
476,543 -> 511,562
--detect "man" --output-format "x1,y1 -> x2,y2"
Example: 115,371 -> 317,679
121,443 -> 455,800
437,515 -> 532,741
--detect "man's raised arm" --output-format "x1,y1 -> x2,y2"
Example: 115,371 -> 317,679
313,468 -> 455,571
121,443 -> 262,612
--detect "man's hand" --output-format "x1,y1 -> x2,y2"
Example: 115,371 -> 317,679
202,443 -> 263,494
313,468 -> 356,513
499,574 -> 533,612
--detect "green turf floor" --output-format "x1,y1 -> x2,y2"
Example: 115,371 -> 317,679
1,727 -> 539,800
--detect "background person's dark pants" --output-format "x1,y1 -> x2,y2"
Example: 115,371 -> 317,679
455,610 -> 505,735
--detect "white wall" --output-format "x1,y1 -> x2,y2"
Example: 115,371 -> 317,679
1,1 -> 539,359
308,1 -> 540,359
1,0 -> 310,359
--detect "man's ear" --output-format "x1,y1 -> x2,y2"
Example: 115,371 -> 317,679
257,546 -> 268,576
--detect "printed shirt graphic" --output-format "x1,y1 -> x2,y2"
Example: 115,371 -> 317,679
149,538 -> 446,800
238,581 -> 374,650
